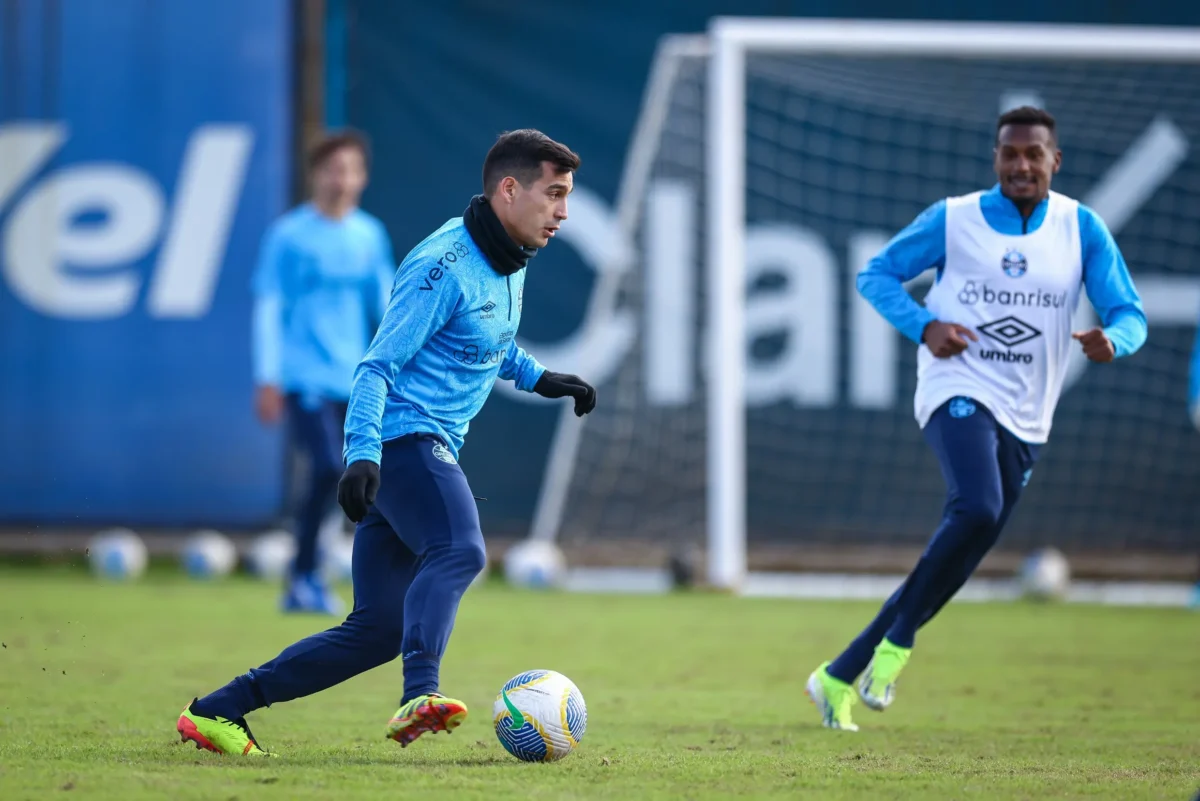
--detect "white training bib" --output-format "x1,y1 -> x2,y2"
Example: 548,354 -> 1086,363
916,190 -> 1083,444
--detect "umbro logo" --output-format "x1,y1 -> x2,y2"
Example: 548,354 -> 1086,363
978,316 -> 1042,347
480,300 -> 496,318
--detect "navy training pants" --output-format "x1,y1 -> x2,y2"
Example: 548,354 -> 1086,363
195,435 -> 486,719
285,394 -> 348,578
827,397 -> 1041,683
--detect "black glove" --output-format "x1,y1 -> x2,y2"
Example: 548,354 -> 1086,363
533,371 -> 597,417
337,460 -> 381,523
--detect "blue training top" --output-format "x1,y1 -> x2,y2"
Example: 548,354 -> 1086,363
1190,318 -> 1200,414
251,203 -> 396,403
342,217 -> 545,466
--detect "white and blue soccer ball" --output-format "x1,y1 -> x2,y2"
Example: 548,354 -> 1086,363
503,540 -> 566,590
245,530 -> 296,580
1018,546 -> 1071,601
87,528 -> 148,581
180,530 -> 238,579
493,670 -> 587,762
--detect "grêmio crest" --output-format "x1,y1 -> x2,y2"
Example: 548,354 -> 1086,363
1001,249 -> 1028,278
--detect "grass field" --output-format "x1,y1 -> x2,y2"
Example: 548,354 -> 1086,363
0,564 -> 1197,800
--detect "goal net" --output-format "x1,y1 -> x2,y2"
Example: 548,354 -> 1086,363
530,20 -> 1200,589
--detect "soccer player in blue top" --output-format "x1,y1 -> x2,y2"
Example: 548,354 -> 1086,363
251,130 -> 396,616
806,107 -> 1147,731
1190,320 -> 1200,608
177,130 -> 596,756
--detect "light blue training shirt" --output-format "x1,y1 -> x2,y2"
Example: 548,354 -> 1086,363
342,217 -> 545,466
251,203 -> 396,403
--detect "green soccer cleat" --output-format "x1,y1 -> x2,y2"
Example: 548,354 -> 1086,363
385,693 -> 468,747
805,662 -> 858,732
857,638 -> 912,711
176,699 -> 274,756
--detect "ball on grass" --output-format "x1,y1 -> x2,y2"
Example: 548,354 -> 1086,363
87,528 -> 148,581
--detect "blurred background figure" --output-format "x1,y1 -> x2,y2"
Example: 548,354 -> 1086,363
1191,319 -> 1200,608
251,130 -> 396,614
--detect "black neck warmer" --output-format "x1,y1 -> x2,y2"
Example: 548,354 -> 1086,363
462,195 -> 536,276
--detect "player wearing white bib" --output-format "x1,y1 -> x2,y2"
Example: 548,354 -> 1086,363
806,107 -> 1147,731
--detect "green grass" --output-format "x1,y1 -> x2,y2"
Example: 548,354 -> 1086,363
0,564 -> 1197,800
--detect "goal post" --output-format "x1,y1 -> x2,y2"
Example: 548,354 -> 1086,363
526,19 -> 1200,594
705,19 -> 1200,591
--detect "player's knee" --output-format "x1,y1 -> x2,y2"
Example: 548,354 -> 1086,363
455,537 -> 488,580
432,536 -> 487,584
343,609 -> 406,659
953,496 -> 1003,531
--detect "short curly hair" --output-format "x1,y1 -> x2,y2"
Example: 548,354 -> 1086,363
996,106 -> 1057,144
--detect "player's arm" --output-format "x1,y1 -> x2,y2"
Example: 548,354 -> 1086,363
856,200 -> 975,357
250,224 -> 287,424
1189,316 -> 1200,430
1075,205 -> 1148,363
498,342 -> 546,391
342,257 -> 463,468
500,342 -> 596,417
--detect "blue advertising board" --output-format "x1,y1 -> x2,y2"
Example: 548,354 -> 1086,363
0,0 -> 291,526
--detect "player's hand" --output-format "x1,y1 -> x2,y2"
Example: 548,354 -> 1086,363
1072,328 -> 1115,363
337,460 -> 381,523
534,371 -> 597,417
922,321 -> 978,358
255,385 -> 285,425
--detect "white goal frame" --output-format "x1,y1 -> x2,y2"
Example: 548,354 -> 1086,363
527,19 -> 1200,594
706,18 -> 1200,591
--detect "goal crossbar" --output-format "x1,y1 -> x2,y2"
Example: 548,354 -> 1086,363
710,18 -> 1200,59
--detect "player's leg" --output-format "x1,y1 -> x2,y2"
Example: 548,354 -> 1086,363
177,506 -> 418,754
916,427 -> 1041,627
813,398 -> 1003,724
283,396 -> 347,614
853,400 -> 1009,710
368,435 -> 486,746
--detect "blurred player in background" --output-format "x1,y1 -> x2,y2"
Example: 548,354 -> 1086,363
1191,322 -> 1200,433
251,131 -> 396,615
178,129 -> 596,756
807,107 -> 1147,731
1190,322 -> 1200,608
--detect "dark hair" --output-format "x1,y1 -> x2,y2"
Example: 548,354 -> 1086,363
308,129 -> 371,172
482,129 -> 581,195
996,106 -> 1057,143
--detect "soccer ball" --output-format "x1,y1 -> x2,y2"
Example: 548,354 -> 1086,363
245,530 -> 296,580
181,530 -> 238,579
503,540 -> 566,589
87,528 -> 148,581
1018,547 -> 1071,601
493,670 -> 587,762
